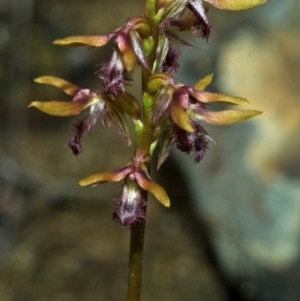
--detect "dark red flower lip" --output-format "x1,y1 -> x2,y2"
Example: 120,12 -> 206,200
112,180 -> 146,229
187,0 -> 213,39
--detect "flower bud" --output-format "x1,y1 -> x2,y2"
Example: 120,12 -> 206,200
127,16 -> 151,36
154,34 -> 169,71
158,0 -> 187,22
152,85 -> 174,125
146,72 -> 173,93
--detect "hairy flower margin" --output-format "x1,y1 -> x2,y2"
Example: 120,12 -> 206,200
30,0 -> 265,229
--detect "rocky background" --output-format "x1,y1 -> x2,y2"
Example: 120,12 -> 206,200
1,0 -> 300,300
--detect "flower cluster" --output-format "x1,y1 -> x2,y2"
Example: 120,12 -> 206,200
30,0 -> 265,229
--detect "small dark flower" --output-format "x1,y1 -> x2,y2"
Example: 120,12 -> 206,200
145,72 -> 261,166
97,51 -> 132,98
29,76 -> 141,154
172,120 -> 209,162
53,17 -> 150,98
79,154 -> 171,229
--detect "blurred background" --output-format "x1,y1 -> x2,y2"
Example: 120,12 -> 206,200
1,0 -> 300,300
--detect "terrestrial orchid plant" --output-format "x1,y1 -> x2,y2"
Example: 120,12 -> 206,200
30,0 -> 265,300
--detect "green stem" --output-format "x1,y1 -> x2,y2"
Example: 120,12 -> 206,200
126,191 -> 148,301
126,8 -> 160,300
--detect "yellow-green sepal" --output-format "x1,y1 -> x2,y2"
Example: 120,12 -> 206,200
34,76 -> 79,96
191,109 -> 263,125
53,35 -> 112,47
193,73 -> 214,91
79,166 -> 131,186
205,0 -> 266,11
29,97 -> 100,117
